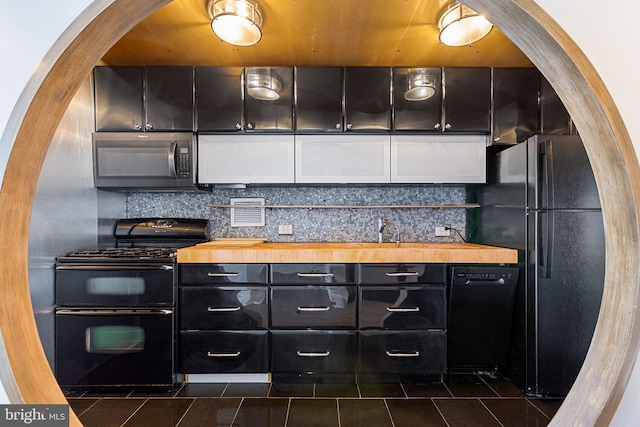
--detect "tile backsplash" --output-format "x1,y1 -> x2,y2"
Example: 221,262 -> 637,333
127,185 -> 469,243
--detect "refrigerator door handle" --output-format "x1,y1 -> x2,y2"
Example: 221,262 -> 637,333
538,139 -> 553,210
537,210 -> 554,279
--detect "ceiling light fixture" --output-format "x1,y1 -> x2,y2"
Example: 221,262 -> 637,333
404,70 -> 437,101
246,72 -> 281,101
437,2 -> 493,47
207,0 -> 263,47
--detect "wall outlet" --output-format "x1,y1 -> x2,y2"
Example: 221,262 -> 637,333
278,224 -> 293,235
435,226 -> 451,237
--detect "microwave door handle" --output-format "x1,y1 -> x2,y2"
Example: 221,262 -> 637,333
168,142 -> 177,178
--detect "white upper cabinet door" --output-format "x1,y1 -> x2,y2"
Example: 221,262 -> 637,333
295,134 -> 391,183
391,135 -> 487,183
198,134 -> 295,184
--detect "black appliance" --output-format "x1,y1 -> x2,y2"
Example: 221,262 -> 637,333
447,265 -> 519,372
473,135 -> 605,397
54,218 -> 207,389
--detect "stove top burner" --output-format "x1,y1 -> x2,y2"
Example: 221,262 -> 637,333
61,247 -> 177,261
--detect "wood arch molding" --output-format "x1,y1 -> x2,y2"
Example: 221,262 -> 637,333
0,1 -> 637,426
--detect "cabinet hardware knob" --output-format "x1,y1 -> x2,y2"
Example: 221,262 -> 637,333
386,351 -> 420,357
246,123 -> 254,130
296,351 -> 330,357
134,124 -> 142,130
235,123 -> 242,130
207,351 -> 241,358
445,123 -> 452,130
346,123 -> 353,130
145,123 -> 153,130
385,272 -> 419,277
207,307 -> 241,312
297,306 -> 330,312
434,123 -> 441,129
386,307 -> 420,313
336,123 -> 341,130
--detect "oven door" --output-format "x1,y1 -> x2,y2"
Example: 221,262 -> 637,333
55,309 -> 176,387
55,263 -> 175,306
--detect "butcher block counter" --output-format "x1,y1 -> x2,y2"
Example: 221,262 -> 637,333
176,239 -> 518,264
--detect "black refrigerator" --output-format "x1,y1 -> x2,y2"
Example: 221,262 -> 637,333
473,135 -> 605,397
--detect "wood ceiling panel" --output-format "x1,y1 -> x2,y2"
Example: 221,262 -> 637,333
98,0 -> 533,67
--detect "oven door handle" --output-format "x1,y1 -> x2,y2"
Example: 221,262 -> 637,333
55,309 -> 173,315
56,264 -> 174,271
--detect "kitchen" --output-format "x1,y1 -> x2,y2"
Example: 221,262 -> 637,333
1,0 -> 640,427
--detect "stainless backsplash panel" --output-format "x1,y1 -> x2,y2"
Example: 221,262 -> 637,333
28,76 -> 125,367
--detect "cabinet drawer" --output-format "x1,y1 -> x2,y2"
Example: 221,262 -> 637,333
180,287 -> 268,330
179,331 -> 268,374
270,264 -> 355,284
270,286 -> 357,329
358,331 -> 446,374
357,264 -> 446,285
271,331 -> 357,373
180,264 -> 268,285
359,286 -> 446,329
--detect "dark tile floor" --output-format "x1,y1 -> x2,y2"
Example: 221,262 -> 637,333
65,374 -> 563,427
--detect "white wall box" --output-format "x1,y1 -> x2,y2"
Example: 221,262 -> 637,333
295,134 -> 391,183
198,134 -> 295,184
391,135 -> 487,183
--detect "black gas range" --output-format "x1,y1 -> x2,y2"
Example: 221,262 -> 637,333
54,218 -> 207,389
57,218 -> 208,263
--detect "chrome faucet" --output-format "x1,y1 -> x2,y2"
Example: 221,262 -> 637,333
378,218 -> 388,243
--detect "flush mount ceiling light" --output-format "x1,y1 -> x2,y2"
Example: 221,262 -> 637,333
404,70 -> 438,101
207,0 -> 263,46
246,72 -> 281,101
437,2 -> 493,47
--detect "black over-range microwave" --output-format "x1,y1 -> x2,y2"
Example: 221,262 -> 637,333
92,132 -> 198,190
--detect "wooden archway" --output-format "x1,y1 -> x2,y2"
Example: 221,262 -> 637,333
0,1 -> 637,426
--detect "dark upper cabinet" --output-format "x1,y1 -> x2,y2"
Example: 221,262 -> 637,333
492,67 -> 540,143
295,67 -> 344,132
344,67 -> 392,131
145,67 -> 194,131
195,66 -> 244,131
94,66 -> 194,132
244,66 -> 294,132
195,66 -> 293,132
540,75 -> 574,135
442,67 -> 491,133
393,67 -> 443,132
94,67 -> 143,131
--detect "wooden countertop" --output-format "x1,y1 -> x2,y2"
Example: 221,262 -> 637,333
177,240 -> 518,264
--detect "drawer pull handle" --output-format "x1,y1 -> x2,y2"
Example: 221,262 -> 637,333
296,351 -> 331,357
207,307 -> 241,312
296,273 -> 335,278
207,351 -> 241,358
386,350 -> 420,358
385,272 -> 420,277
207,272 -> 240,277
386,307 -> 420,313
297,306 -> 331,312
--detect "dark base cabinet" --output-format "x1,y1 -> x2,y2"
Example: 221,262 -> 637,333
177,262 -> 462,383
358,330 -> 447,375
359,286 -> 446,329
271,331 -> 357,374
179,330 -> 268,373
270,286 -> 357,329
179,286 -> 268,330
